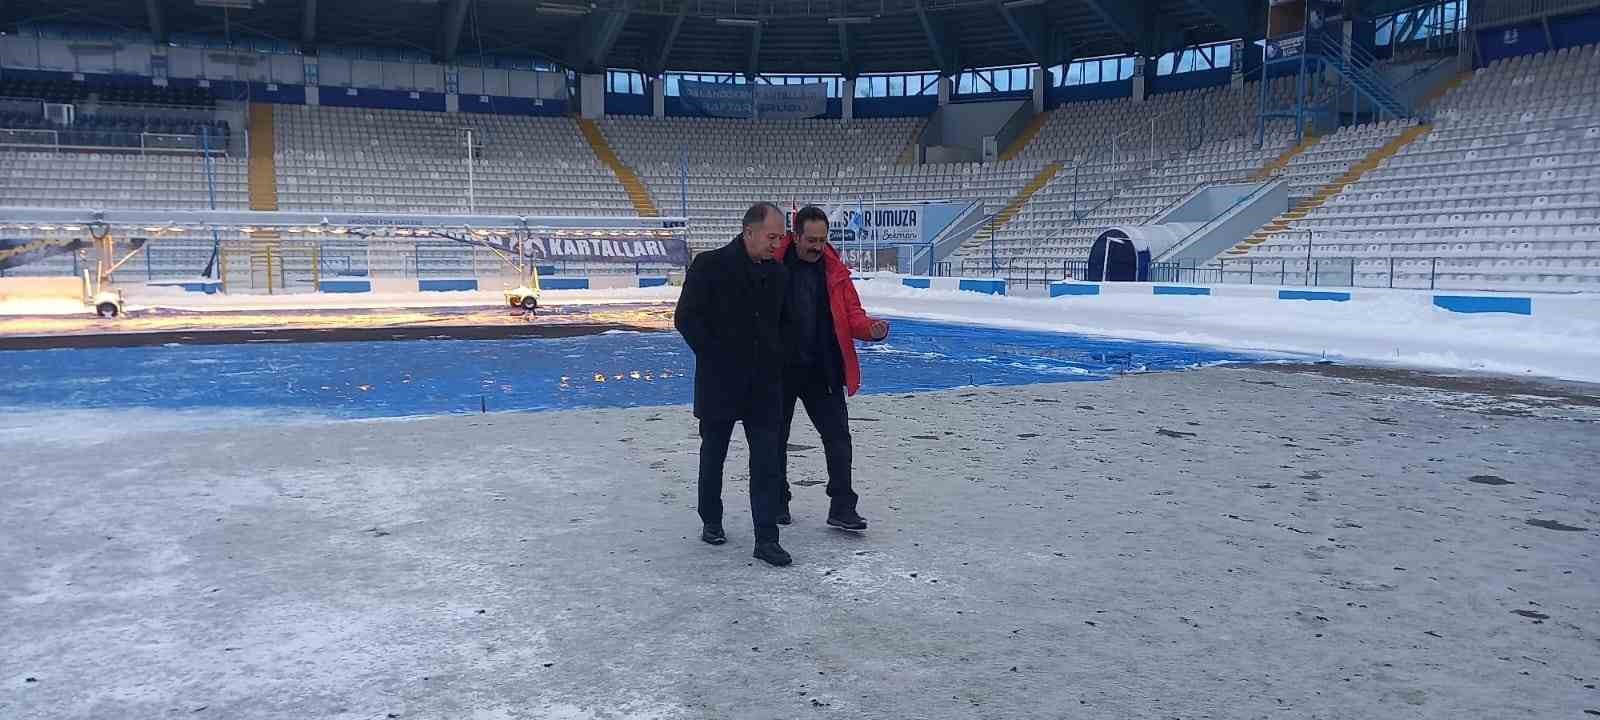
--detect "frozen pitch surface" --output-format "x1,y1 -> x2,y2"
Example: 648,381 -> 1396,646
2,367 -> 1597,719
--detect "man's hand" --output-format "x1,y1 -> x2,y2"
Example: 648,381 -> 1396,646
868,319 -> 889,341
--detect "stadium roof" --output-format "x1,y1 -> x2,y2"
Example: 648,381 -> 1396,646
3,0 -> 1425,77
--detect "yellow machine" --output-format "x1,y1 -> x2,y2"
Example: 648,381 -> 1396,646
495,245 -> 542,312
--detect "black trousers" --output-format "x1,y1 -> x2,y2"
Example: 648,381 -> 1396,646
698,416 -> 784,543
779,368 -> 858,513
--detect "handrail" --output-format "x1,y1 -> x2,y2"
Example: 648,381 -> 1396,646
1156,178 -> 1285,262
917,199 -> 983,273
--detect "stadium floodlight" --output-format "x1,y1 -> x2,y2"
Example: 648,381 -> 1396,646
827,16 -> 872,25
536,4 -> 590,16
715,17 -> 763,27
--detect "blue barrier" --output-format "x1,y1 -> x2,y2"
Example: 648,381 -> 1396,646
958,279 -> 1006,295
541,278 -> 590,290
419,279 -> 478,292
1153,285 -> 1211,296
902,278 -> 932,289
319,279 -> 372,293
1278,290 -> 1351,302
639,276 -> 669,288
1432,295 -> 1533,316
1049,283 -> 1101,297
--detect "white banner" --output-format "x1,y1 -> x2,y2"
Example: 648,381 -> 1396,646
786,203 -> 924,246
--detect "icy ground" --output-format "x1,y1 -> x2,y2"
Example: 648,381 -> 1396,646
2,366 -> 1597,719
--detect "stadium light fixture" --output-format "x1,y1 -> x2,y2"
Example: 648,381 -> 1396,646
715,18 -> 763,27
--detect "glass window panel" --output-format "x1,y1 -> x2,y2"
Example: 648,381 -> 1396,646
888,75 -> 903,95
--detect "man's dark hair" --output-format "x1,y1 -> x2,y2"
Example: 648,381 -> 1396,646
794,206 -> 829,235
742,202 -> 782,230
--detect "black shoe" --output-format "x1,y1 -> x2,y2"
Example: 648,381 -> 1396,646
753,541 -> 792,566
827,508 -> 868,531
701,524 -> 726,545
776,505 -> 793,526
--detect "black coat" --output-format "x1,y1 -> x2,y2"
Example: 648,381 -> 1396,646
675,235 -> 788,422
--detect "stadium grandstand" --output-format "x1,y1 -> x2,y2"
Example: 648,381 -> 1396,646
0,0 -> 1596,293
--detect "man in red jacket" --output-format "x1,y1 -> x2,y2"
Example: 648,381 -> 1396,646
774,206 -> 889,530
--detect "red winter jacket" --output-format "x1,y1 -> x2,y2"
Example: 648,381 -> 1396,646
773,234 -> 880,396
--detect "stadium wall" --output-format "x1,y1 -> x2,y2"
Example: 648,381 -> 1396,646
605,92 -> 653,117
1476,7 -> 1600,65
1048,79 -> 1133,107
1045,281 -> 1559,317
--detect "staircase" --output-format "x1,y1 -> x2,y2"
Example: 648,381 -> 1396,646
999,111 -> 1051,162
246,103 -> 278,211
1250,133 -> 1322,181
1313,33 -> 1414,120
577,118 -> 659,217
953,163 -> 1062,258
1228,124 -> 1431,256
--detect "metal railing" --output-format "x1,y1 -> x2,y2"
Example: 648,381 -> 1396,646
0,127 -> 228,155
958,252 -> 1519,292
1059,99 -> 1207,220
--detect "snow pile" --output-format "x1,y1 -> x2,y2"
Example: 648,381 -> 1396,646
0,298 -> 93,316
855,282 -> 1600,383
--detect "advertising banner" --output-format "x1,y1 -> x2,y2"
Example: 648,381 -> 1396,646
523,235 -> 689,265
679,80 -> 826,119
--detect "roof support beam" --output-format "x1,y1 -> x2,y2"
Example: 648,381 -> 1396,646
746,22 -> 763,79
648,4 -> 688,77
996,2 -> 1043,62
301,0 -> 318,48
568,1 -> 631,74
914,4 -> 959,76
590,3 -> 632,72
145,0 -> 166,44
837,24 -> 857,78
998,2 -> 1070,67
1394,9 -> 1424,46
1082,0 -> 1144,49
1180,0 -> 1250,40
436,0 -> 472,63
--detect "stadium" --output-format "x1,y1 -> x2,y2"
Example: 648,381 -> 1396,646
1,0 -> 1597,717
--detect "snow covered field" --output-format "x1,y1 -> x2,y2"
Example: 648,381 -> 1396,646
2,367 -> 1596,719
850,283 -> 1600,384
4,279 -> 1595,385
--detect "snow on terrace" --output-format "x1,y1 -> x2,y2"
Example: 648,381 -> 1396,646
0,367 -> 1595,718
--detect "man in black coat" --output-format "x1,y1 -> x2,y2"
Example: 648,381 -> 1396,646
674,202 -> 793,567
